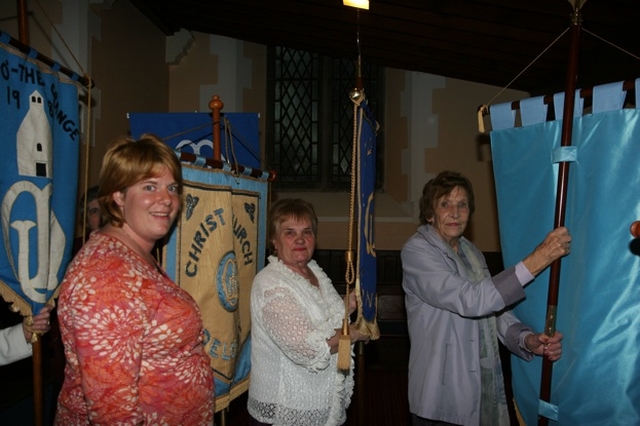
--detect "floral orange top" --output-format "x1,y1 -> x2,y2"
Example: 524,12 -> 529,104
55,232 -> 214,425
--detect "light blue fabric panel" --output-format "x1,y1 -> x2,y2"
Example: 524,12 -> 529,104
491,121 -> 559,311
592,81 -> 625,114
492,121 -> 557,423
539,400 -> 559,422
520,96 -> 547,127
550,146 -> 577,163
553,91 -> 584,120
489,102 -> 516,130
491,109 -> 640,425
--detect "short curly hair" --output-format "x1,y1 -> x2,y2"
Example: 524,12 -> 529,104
419,170 -> 475,225
267,198 -> 318,254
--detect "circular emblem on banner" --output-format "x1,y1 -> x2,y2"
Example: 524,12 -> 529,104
217,251 -> 239,312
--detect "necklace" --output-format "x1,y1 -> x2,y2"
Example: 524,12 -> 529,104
119,225 -> 159,270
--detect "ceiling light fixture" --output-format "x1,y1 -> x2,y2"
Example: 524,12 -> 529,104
343,0 -> 369,10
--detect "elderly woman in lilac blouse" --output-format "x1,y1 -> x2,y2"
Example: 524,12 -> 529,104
402,170 -> 571,426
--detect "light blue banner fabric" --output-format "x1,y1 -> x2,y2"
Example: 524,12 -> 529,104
489,102 -> 516,130
0,37 -> 80,316
553,92 -> 584,120
592,81 -> 625,114
520,96 -> 547,127
491,103 -> 640,424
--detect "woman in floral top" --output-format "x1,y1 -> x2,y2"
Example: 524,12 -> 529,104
55,134 -> 214,425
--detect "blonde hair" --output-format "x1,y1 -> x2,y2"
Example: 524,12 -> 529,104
98,134 -> 183,227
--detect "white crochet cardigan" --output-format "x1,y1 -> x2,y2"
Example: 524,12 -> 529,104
248,256 -> 354,426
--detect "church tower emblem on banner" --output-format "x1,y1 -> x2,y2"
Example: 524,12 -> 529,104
17,90 -> 52,178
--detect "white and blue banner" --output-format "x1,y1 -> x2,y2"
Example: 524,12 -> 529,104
490,79 -> 640,425
0,32 -> 81,317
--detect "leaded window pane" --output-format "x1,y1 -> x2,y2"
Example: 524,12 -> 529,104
269,46 -> 383,190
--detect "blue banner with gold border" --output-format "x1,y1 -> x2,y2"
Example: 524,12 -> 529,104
0,33 -> 80,316
356,102 -> 379,338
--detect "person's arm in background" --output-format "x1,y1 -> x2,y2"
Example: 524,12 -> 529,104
0,305 -> 52,366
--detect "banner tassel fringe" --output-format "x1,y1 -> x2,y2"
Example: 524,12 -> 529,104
337,318 -> 351,371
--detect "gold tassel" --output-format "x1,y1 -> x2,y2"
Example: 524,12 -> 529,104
477,104 -> 487,133
337,318 -> 351,371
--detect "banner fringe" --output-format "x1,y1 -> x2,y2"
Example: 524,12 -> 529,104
0,282 -> 31,316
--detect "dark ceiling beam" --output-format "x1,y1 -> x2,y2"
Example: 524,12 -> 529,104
131,0 -> 640,95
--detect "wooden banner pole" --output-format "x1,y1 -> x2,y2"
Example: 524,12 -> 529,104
209,95 -> 223,162
538,6 -> 582,426
17,3 -> 44,425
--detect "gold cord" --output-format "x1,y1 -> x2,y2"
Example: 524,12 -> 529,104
483,27 -> 570,111
81,77 -> 93,244
344,99 -> 360,314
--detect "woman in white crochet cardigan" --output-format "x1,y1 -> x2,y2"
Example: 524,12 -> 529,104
248,198 -> 369,426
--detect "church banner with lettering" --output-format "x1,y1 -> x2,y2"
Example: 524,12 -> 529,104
0,33 -> 81,316
164,164 -> 268,411
355,102 -> 380,339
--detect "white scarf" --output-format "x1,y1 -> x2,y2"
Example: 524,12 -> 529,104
451,238 -> 510,426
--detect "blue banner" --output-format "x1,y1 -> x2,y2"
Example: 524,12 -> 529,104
0,35 -> 81,316
490,83 -> 640,425
356,102 -> 379,336
128,112 -> 261,169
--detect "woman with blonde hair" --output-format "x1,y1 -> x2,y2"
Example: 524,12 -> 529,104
56,135 -> 214,425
